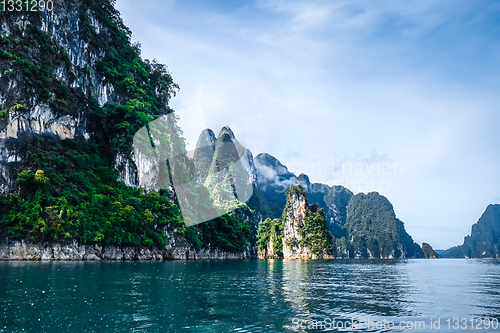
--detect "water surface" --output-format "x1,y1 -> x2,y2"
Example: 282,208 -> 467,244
1,259 -> 499,332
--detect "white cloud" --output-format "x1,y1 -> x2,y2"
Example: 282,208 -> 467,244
116,0 -> 500,249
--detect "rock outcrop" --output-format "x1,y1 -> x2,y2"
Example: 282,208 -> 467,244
345,192 -> 423,259
257,186 -> 335,259
282,188 -> 306,258
0,227 -> 247,261
282,187 -> 334,259
0,1 -> 123,194
0,1 -> 249,261
444,204 -> 500,258
422,242 -> 439,259
192,128 -> 217,185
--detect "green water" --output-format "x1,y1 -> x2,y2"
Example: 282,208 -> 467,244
1,259 -> 499,332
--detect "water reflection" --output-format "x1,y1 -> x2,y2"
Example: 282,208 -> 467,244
1,259 -> 499,332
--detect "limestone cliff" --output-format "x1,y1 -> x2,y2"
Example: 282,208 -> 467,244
0,1 -> 251,260
0,1 -> 181,192
282,186 -> 334,259
444,204 -> 500,258
257,186 -> 334,259
345,192 -> 423,259
192,126 -> 267,257
192,128 -> 217,185
0,227 -> 247,261
282,188 -> 307,258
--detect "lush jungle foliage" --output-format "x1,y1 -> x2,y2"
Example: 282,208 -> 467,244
256,217 -> 283,256
421,242 -> 439,259
345,192 -> 423,258
257,185 -> 334,257
0,137 -> 182,246
296,203 -> 334,255
0,0 -> 250,252
257,187 -> 423,259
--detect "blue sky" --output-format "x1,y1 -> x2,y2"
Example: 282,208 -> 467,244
116,0 -> 500,249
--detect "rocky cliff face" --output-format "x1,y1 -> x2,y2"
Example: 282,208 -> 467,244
257,186 -> 334,259
282,189 -> 309,258
253,153 -> 353,231
0,1 -> 103,193
0,227 -> 247,261
282,189 -> 306,258
0,1 -> 251,260
0,1 -> 176,193
191,126 -> 266,257
192,128 -> 217,185
345,192 -> 423,259
282,187 -> 334,259
444,204 -> 500,258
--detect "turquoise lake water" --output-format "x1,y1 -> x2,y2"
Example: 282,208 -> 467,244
1,259 -> 499,332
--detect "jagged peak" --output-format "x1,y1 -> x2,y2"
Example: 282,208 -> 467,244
254,153 -> 293,177
195,128 -> 217,150
218,132 -> 234,143
297,173 -> 310,186
218,126 -> 238,143
254,153 -> 282,167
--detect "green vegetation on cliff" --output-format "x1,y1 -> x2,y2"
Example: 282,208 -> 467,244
285,186 -> 334,256
297,203 -> 334,255
345,192 -> 423,258
422,242 -> 439,259
256,217 -> 283,257
0,137 -> 181,246
257,187 -> 424,259
257,185 -> 334,257
444,204 -> 500,258
0,0 -> 249,252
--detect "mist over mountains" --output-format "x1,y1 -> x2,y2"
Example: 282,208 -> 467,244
193,127 -> 500,259
1,0 -> 497,261
193,126 -> 424,259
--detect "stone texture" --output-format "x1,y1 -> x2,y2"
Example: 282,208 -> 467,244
282,191 -> 307,259
282,190 -> 334,260
0,0 -> 115,194
0,228 -> 247,261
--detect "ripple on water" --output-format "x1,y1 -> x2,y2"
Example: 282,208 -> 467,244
1,259 -> 500,332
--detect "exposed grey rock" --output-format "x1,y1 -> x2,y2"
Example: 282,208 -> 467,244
83,253 -> 100,261
0,0 -> 120,193
52,240 -> 86,260
0,240 -> 51,260
282,190 -> 307,259
0,227 -> 247,260
102,246 -> 123,260
217,126 -> 238,143
192,128 -> 217,184
122,246 -> 136,260
114,153 -> 139,187
259,188 -> 334,260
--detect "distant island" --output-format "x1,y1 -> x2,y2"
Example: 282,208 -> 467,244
421,242 -> 439,259
441,204 -> 500,258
